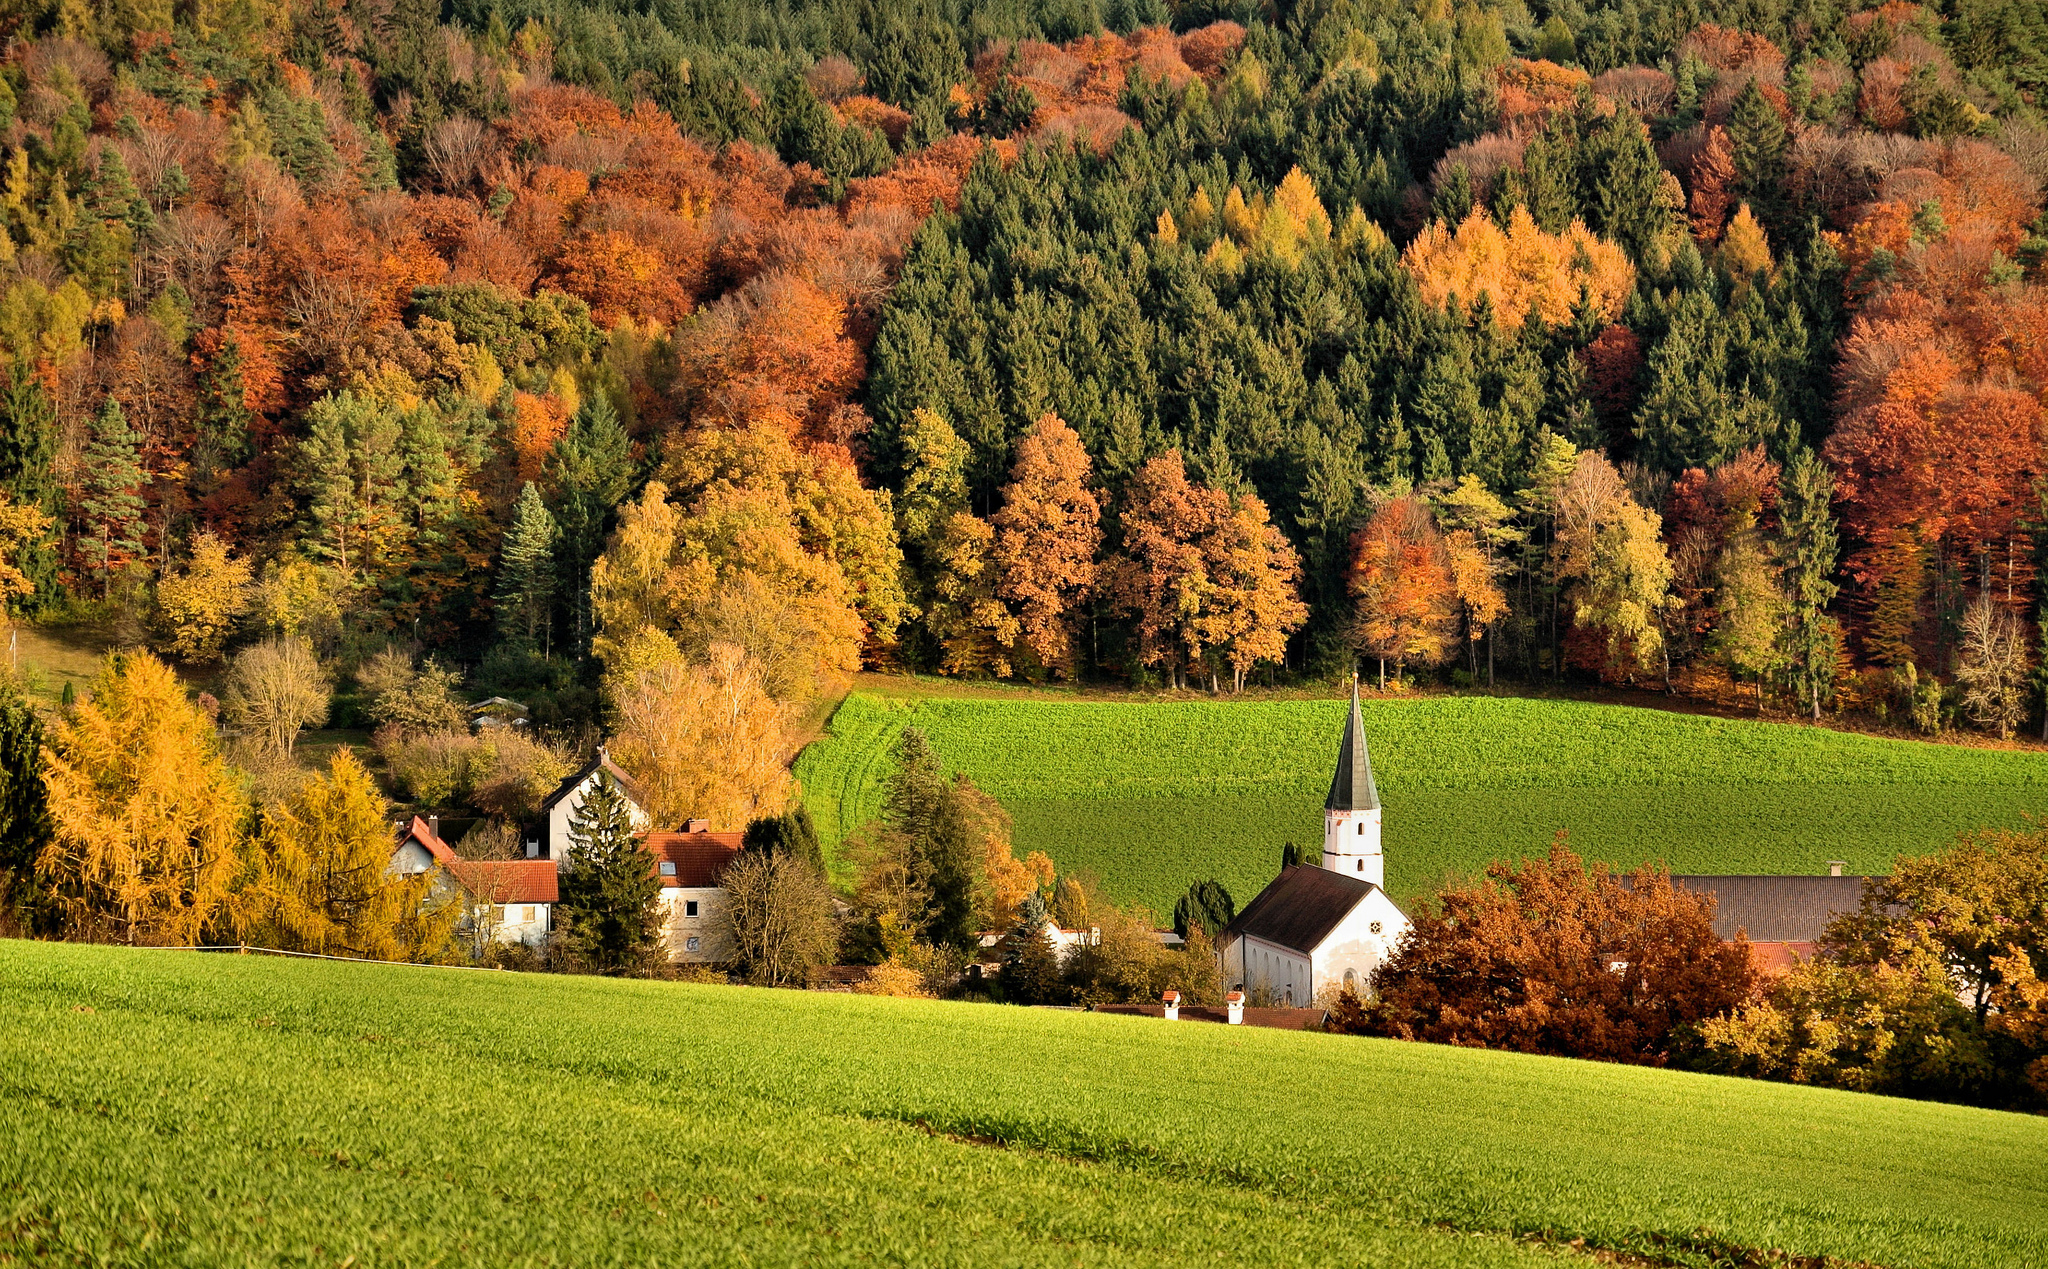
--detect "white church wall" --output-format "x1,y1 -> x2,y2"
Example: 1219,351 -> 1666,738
1240,936 -> 1313,1007
1309,888 -> 1410,1002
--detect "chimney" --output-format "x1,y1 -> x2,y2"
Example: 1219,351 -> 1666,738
1161,989 -> 1180,1022
1828,861 -> 1847,877
685,818 -> 710,833
427,815 -> 440,842
1225,991 -> 1245,1025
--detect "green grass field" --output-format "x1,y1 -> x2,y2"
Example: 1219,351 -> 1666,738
3,942 -> 2043,1268
794,690 -> 2048,911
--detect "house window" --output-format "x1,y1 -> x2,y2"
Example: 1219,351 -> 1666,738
659,861 -> 676,876
516,906 -> 531,923
1357,823 -> 1364,835
1357,860 -> 1365,872
1369,921 -> 1382,934
685,936 -> 700,952
685,900 -> 699,917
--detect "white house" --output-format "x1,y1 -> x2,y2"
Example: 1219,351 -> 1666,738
1215,685 -> 1411,1005
392,815 -> 558,948
645,823 -> 744,963
530,749 -> 651,861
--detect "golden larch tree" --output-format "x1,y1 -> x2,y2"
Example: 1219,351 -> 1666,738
38,652 -> 244,944
239,749 -> 458,960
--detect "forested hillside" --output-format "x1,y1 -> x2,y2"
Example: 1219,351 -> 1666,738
2,0 -> 2047,773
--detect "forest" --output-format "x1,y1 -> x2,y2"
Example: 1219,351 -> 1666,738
1,0 -> 2047,805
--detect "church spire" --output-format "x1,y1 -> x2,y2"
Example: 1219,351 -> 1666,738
1325,681 -> 1379,812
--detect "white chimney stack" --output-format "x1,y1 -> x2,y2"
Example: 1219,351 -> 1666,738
1226,991 -> 1244,1025
1828,861 -> 1847,877
1161,990 -> 1180,1021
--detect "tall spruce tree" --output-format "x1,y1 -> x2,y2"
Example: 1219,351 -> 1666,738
0,675 -> 52,922
1727,80 -> 1789,230
545,395 -> 632,655
0,368 -> 59,611
77,397 -> 148,596
882,727 -> 979,949
559,773 -> 663,973
193,331 -> 254,497
1777,449 -> 1842,721
494,481 -> 557,653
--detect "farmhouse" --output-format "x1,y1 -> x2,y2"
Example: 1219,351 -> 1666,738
1216,686 -> 1411,1005
1669,870 -> 1870,974
391,815 -> 558,948
646,823 -> 745,962
527,748 -> 651,860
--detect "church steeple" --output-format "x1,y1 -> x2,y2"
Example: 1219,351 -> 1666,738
1321,682 -> 1384,886
1325,682 -> 1379,812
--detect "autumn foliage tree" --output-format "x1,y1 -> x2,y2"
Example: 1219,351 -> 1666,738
1349,495 -> 1457,687
991,413 -> 1101,678
1402,206 -> 1634,330
38,652 -> 244,945
1347,838 -> 1758,1065
1112,451 -> 1305,691
237,749 -> 457,960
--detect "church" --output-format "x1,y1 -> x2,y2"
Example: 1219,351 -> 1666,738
1215,686 -> 1412,1006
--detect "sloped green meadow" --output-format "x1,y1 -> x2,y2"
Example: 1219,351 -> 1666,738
3,943 -> 2044,1268
795,692 -> 2048,910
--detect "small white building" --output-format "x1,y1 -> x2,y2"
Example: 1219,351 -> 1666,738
1215,685 -> 1410,1005
392,815 -> 558,948
645,823 -> 743,963
530,749 -> 651,861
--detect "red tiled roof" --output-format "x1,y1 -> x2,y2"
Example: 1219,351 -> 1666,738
644,829 -> 744,887
447,858 -> 560,904
1748,941 -> 1816,977
400,816 -> 461,865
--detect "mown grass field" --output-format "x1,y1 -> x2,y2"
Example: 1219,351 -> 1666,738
3,942 -> 2044,1268
794,690 -> 2048,910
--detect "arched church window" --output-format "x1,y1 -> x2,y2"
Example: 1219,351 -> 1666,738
1357,823 -> 1365,835
1343,969 -> 1357,989
1357,860 -> 1364,872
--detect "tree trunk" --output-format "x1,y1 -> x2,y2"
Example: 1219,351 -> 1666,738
1378,658 -> 1385,691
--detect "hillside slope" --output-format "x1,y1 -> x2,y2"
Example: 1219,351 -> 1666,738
794,691 -> 2048,909
2,943 -> 2044,1268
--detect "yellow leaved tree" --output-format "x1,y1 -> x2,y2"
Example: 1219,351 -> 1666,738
236,749 -> 458,961
38,652 -> 244,944
607,640 -> 794,831
1403,206 -> 1634,330
156,532 -> 253,662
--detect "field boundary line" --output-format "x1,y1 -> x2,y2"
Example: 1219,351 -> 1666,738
105,945 -> 507,971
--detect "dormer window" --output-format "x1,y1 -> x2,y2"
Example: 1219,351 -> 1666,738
658,861 -> 676,876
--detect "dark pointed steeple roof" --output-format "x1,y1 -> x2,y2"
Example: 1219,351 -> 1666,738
1325,683 -> 1379,812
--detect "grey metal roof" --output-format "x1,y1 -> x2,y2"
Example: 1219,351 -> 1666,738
1669,875 -> 1870,942
1325,684 -> 1380,812
1222,865 -> 1381,955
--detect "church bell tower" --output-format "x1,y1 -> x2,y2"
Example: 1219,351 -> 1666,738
1322,682 -> 1383,887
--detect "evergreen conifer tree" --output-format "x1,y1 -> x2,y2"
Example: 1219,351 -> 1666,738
77,397 -> 148,596
494,481 -> 557,653
193,332 -> 254,496
882,727 -> 979,949
1727,80 -> 1788,228
559,773 -> 663,973
545,395 -> 633,654
0,368 -> 60,610
741,803 -> 824,871
1173,879 -> 1236,940
1002,890 -> 1063,1005
1776,449 -> 1842,721
0,675 -> 52,922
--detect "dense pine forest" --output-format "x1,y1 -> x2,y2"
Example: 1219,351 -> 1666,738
2,0 -> 2048,759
